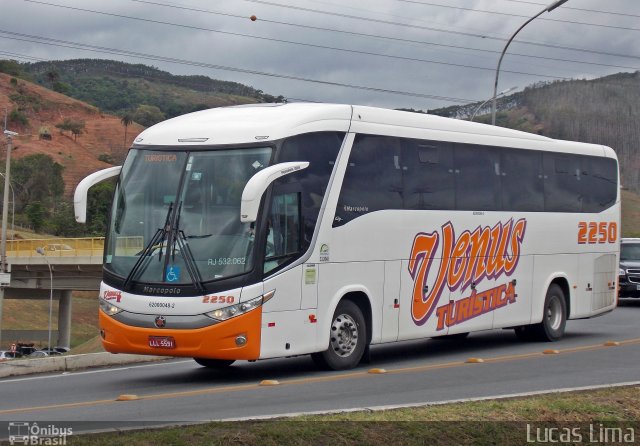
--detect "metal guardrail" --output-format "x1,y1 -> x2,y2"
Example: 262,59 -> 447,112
6,237 -> 106,258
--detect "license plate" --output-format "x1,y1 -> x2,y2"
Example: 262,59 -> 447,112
148,336 -> 176,349
637,285 -> 640,291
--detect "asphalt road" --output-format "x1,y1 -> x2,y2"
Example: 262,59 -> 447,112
1,299 -> 639,433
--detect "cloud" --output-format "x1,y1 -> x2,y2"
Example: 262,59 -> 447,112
0,0 -> 637,110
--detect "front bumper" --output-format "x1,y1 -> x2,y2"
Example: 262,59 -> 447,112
99,307 -> 262,360
618,277 -> 640,298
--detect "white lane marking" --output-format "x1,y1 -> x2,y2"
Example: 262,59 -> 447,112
0,360 -> 193,384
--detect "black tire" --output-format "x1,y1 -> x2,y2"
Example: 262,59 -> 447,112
529,284 -> 567,342
311,300 -> 367,371
514,325 -> 536,342
193,358 -> 235,368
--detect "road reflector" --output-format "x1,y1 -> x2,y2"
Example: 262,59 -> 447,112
368,368 -> 387,374
116,394 -> 139,401
465,358 -> 484,363
604,341 -> 620,347
259,379 -> 280,386
543,349 -> 560,354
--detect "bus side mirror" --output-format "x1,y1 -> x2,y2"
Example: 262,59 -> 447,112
240,161 -> 309,223
74,166 -> 122,223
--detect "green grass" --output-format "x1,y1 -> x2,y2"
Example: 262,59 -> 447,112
2,291 -> 99,350
622,189 -> 640,237
66,386 -> 640,445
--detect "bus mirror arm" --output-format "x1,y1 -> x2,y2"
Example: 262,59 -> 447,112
240,161 -> 309,223
73,166 -> 122,223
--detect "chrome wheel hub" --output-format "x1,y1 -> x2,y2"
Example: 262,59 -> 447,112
547,297 -> 562,331
330,313 -> 358,357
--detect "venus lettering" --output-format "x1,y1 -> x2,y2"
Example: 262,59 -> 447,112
408,219 -> 527,326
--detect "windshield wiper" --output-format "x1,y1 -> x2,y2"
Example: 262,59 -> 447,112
122,202 -> 173,291
162,201 -> 206,293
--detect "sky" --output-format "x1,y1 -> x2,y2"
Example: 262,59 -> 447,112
0,0 -> 638,111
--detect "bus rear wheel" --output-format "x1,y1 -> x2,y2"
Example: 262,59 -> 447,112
193,358 -> 235,368
312,300 -> 367,371
515,284 -> 567,342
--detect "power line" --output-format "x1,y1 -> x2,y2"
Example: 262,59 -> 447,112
238,0 -> 640,60
396,0 -> 640,32
16,0 -> 571,80
128,0 -> 640,72
0,51 -> 45,61
0,29 -> 478,104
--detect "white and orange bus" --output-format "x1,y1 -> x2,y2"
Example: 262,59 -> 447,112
75,103 -> 620,370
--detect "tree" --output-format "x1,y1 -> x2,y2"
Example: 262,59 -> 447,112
11,154 -> 64,212
55,118 -> 85,141
25,201 -> 47,233
87,181 -> 115,235
45,70 -> 59,87
132,104 -> 165,127
120,113 -> 133,150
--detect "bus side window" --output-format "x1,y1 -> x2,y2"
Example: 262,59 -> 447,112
543,153 -> 582,212
500,149 -> 544,212
334,135 -> 402,226
402,140 -> 454,210
264,192 -> 301,274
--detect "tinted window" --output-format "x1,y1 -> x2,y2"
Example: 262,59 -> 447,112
500,149 -> 544,211
454,144 -> 500,211
277,132 -> 344,247
334,135 -> 617,225
581,156 -> 617,212
334,135 -> 402,226
264,192 -> 301,274
403,140 -> 454,210
543,153 -> 582,212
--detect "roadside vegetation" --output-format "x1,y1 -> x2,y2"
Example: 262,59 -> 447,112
67,386 -> 640,445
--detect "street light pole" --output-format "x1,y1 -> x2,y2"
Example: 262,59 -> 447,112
0,173 -> 15,235
1,130 -> 17,273
36,247 -> 54,352
470,87 -> 517,122
0,129 -> 18,348
491,0 -> 569,125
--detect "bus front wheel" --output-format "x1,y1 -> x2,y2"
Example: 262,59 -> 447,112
193,358 -> 235,368
312,300 -> 367,370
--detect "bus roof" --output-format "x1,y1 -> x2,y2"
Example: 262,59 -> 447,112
134,103 -> 615,159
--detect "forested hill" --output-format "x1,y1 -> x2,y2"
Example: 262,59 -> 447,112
428,71 -> 640,193
7,59 -> 283,124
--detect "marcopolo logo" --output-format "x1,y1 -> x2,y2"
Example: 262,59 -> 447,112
408,218 -> 527,327
8,422 -> 72,445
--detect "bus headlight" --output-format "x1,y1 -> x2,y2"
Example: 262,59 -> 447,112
205,290 -> 275,322
100,299 -> 123,316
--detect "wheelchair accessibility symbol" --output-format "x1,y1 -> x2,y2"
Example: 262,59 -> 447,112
166,265 -> 181,282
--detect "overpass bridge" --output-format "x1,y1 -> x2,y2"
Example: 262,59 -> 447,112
0,237 -> 105,349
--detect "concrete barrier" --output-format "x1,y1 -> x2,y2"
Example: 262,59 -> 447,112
0,353 -> 167,378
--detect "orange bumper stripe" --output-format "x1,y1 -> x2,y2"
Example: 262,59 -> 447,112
99,307 -> 262,360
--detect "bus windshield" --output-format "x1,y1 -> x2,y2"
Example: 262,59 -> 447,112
105,147 -> 273,287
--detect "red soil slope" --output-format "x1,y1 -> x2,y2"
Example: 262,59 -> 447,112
0,72 -> 145,196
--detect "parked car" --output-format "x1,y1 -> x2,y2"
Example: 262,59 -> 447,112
37,348 -> 63,356
619,238 -> 640,298
15,343 -> 37,356
0,351 -> 23,361
28,351 -> 50,358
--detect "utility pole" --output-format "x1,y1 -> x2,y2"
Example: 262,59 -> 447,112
0,128 -> 18,348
